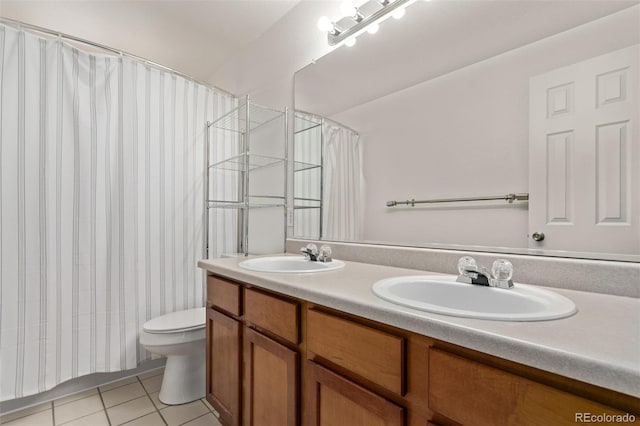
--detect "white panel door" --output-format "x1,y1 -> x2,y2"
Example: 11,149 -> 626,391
529,45 -> 639,254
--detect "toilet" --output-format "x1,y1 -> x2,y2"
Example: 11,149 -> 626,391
139,307 -> 206,405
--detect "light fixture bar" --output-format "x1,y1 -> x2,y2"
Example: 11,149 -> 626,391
328,0 -> 415,46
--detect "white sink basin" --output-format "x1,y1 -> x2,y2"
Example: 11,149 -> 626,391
372,275 -> 577,321
239,256 -> 345,273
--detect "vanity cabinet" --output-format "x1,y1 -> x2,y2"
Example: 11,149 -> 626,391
205,273 -> 639,426
206,275 -> 300,426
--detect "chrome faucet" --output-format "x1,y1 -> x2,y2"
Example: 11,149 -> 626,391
300,243 -> 333,263
300,244 -> 319,261
456,256 -> 514,289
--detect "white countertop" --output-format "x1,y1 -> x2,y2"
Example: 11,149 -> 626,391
198,255 -> 640,398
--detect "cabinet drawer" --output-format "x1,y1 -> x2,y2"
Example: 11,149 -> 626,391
207,275 -> 241,316
428,348 -> 627,426
307,309 -> 405,395
244,288 -> 300,344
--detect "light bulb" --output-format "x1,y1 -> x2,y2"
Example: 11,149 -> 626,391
345,37 -> 357,47
367,23 -> 380,34
392,8 -> 406,19
340,0 -> 357,17
317,16 -> 333,32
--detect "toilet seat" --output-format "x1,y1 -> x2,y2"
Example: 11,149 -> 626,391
143,307 -> 206,334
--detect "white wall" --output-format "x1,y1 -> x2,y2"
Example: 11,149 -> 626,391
0,1 -> 300,83
210,1 -> 340,105
332,7 -> 639,249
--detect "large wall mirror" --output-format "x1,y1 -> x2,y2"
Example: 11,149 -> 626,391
293,0 -> 640,261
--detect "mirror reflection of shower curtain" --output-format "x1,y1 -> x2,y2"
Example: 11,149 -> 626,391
0,23 -> 235,401
323,124 -> 363,241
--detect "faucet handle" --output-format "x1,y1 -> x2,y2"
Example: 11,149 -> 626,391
491,259 -> 513,281
490,259 -> 514,288
457,256 -> 477,275
318,245 -> 333,262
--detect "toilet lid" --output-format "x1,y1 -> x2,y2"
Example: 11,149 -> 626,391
143,307 -> 206,333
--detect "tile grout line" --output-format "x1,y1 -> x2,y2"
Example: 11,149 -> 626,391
51,401 -> 56,426
177,411 -> 211,426
96,383 -> 112,426
105,394 -> 160,426
99,377 -> 140,394
135,375 -> 168,426
198,399 -> 215,416
56,409 -> 106,426
53,389 -> 99,409
200,399 -> 220,419
119,410 -> 162,426
138,368 -> 164,381
0,402 -> 52,425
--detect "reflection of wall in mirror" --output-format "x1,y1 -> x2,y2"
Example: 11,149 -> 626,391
330,6 -> 638,252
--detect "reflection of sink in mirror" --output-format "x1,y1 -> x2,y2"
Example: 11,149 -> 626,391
239,256 -> 345,273
372,275 -> 577,321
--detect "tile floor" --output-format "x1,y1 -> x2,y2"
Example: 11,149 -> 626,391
0,368 -> 222,426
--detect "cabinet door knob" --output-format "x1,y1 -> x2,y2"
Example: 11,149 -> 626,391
531,232 -> 545,241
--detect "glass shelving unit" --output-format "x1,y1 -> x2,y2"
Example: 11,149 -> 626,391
293,112 -> 323,239
205,95 -> 287,256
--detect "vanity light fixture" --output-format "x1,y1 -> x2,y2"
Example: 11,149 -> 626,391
318,0 -> 418,47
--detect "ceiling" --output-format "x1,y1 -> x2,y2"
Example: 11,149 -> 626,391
0,0 -> 300,84
297,0 -> 640,117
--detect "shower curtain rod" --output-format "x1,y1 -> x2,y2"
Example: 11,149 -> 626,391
296,109 -> 360,136
0,17 -> 235,98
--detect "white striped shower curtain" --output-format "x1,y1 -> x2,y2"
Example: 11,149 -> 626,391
0,24 -> 236,401
322,123 -> 363,241
294,114 -> 363,241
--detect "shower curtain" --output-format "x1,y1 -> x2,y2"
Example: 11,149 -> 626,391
0,24 -> 235,400
322,122 -> 363,241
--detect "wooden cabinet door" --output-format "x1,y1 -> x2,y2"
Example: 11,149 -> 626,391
243,327 -> 298,426
305,360 -> 405,426
207,308 -> 241,426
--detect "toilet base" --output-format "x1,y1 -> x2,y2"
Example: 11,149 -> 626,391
158,350 -> 205,405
